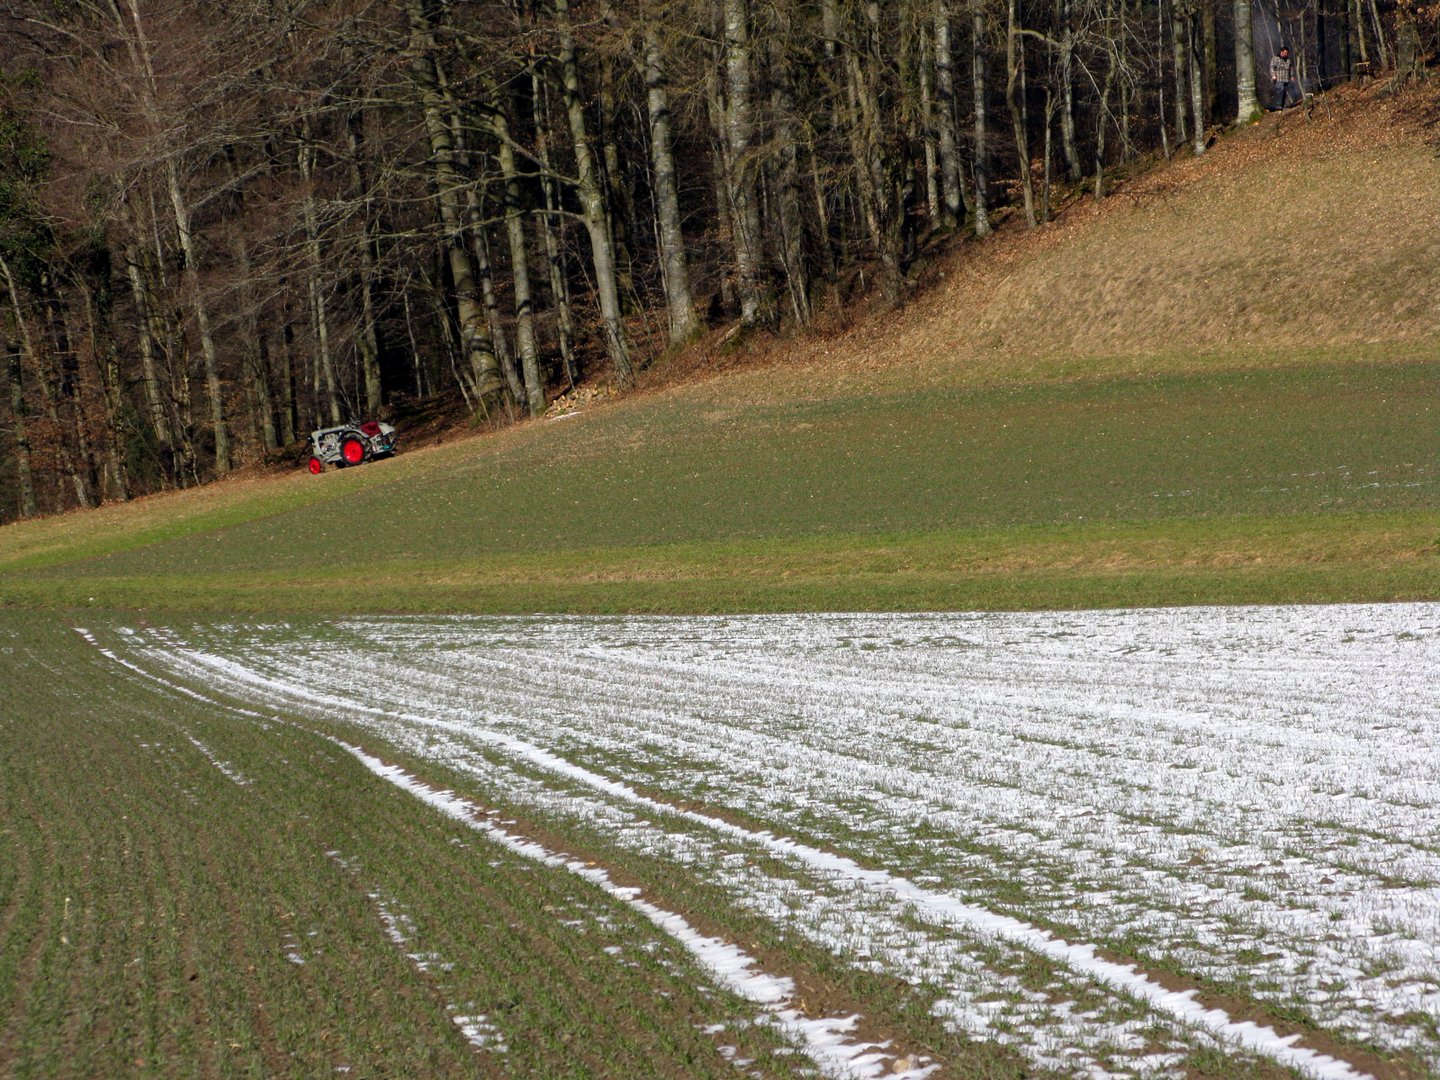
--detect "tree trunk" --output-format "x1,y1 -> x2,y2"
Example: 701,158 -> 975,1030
1351,0 -> 1370,69
1202,0 -> 1218,117
165,161 -> 231,475
1394,3 -> 1424,83
1,255 -> 93,509
1095,0 -> 1119,196
1171,0 -> 1190,144
843,1 -> 903,301
74,273 -> 131,501
530,60 -> 578,386
120,228 -> 174,473
1058,0 -> 1083,182
1119,0 -> 1133,159
56,297 -> 102,502
470,202 -> 524,409
972,6 -> 993,237
252,334 -> 278,454
705,60 -> 739,317
1006,0 -> 1037,227
488,82 -> 544,416
276,297 -> 298,447
1156,0 -> 1172,158
555,0 -> 635,383
132,181 -> 194,481
1368,0 -> 1391,71
297,122 -> 344,426
1187,5 -> 1207,154
347,110 -> 384,416
1234,0 -> 1259,120
767,6 -> 813,326
934,0 -> 970,226
643,23 -> 702,345
442,63 -> 517,407
405,0 -> 506,411
222,146 -> 278,456
5,341 -> 37,518
722,0 -> 771,326
599,53 -> 637,299
919,21 -> 943,224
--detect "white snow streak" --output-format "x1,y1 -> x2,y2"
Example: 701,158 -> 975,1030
182,734 -> 251,787
338,742 -> 935,1080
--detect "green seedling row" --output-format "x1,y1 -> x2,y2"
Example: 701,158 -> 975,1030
0,614 -> 801,1077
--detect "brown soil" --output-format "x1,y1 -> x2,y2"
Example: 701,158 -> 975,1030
1107,952 -> 1429,1080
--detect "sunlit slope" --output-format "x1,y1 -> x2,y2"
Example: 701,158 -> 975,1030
964,105 -> 1440,366
16,363 -> 1435,570
1,87 -> 1436,613
733,85 -> 1440,394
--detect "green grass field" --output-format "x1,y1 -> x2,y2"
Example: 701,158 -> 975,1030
2,360 -> 1436,614
1,613 -> 824,1077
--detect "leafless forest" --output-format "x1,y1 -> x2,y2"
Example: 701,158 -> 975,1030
0,0 -> 1430,519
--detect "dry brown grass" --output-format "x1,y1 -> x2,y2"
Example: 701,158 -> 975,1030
653,79 -> 1440,407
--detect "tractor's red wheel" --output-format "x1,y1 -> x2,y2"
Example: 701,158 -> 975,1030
307,456 -> 324,475
340,436 -> 367,466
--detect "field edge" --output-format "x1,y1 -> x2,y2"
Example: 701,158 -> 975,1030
4,509 -> 1436,616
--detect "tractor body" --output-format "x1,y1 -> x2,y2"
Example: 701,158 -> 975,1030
307,421 -> 398,473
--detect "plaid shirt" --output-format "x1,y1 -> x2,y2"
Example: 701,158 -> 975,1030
1270,54 -> 1293,82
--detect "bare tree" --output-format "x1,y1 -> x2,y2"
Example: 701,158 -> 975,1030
972,1 -> 994,237
555,0 -> 635,383
642,19 -> 702,344
1235,0 -> 1259,120
404,0 -> 506,409
721,0 -> 771,325
4,340 -> 37,518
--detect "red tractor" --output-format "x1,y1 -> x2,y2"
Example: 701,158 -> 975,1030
307,421 -> 398,474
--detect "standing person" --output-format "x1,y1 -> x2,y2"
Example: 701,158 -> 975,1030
1270,45 -> 1297,109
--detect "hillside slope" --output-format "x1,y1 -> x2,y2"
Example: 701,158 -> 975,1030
698,81 -> 1440,399
2,83 -> 1437,614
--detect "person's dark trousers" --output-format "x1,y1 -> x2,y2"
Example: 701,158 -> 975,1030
1273,80 -> 1296,108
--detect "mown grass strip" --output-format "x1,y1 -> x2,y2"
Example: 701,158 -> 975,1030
4,511 -> 1435,614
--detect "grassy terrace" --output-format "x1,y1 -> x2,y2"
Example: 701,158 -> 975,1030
2,359 -> 1436,614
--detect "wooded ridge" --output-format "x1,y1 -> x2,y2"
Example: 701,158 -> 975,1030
0,0 -> 1433,521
